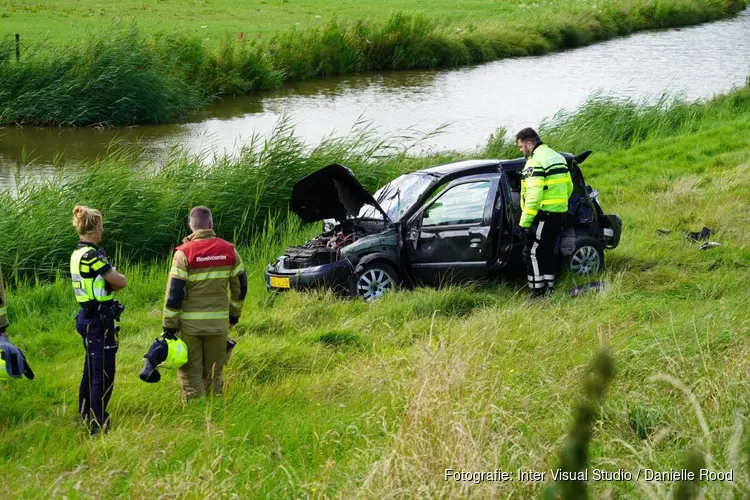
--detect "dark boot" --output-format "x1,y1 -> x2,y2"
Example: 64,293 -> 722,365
89,412 -> 111,436
528,288 -> 546,299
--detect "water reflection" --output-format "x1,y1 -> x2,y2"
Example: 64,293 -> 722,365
1,9 -> 749,187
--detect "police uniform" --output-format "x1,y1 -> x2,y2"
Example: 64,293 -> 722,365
163,229 -> 247,399
70,241 -> 119,431
520,143 -> 574,293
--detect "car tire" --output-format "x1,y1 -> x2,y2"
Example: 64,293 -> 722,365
567,236 -> 604,276
350,261 -> 399,301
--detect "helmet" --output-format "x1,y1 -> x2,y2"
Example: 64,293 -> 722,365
0,342 -> 33,381
162,337 -> 188,369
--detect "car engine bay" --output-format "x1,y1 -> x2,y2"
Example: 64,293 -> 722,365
282,219 -> 384,269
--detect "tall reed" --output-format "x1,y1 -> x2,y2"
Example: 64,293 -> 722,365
1,84 -> 748,282
1,0 -> 746,126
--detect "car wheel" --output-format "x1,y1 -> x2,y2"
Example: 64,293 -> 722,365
568,237 -> 604,276
352,261 -> 399,301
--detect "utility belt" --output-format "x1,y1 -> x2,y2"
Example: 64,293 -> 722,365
534,209 -> 567,221
527,211 -> 568,235
80,300 -> 125,322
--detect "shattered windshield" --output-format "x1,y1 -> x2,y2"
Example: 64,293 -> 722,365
358,173 -> 435,222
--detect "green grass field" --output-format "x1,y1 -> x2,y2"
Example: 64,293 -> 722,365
0,0 -> 737,44
1,86 -> 749,497
1,0 -> 746,126
5,0 -> 524,43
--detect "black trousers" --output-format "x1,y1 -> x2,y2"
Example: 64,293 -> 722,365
522,211 -> 565,291
76,308 -> 118,431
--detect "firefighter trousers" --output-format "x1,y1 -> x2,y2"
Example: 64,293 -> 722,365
178,332 -> 228,400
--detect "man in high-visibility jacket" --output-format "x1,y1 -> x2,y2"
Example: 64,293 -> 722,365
163,206 -> 248,400
516,128 -> 573,297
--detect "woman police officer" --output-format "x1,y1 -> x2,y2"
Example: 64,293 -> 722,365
70,205 -> 127,435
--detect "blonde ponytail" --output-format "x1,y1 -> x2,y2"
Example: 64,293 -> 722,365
72,205 -> 103,236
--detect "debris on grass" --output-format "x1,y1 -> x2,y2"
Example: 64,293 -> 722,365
698,242 -> 721,251
684,227 -> 712,241
570,281 -> 607,297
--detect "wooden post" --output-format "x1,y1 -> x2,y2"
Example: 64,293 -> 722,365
15,34 -> 20,62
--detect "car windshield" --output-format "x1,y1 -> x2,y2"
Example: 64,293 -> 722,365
358,173 -> 435,222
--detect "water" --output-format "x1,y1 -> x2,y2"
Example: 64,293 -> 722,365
1,10 -> 749,188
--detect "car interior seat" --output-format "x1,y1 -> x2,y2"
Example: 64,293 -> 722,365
511,191 -> 521,211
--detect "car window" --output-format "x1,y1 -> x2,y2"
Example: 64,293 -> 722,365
422,181 -> 450,207
422,181 -> 491,227
358,173 -> 436,222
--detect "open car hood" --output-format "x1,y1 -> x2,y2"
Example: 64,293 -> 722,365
289,164 -> 390,223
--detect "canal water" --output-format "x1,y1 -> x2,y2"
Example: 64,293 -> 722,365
1,9 -> 748,189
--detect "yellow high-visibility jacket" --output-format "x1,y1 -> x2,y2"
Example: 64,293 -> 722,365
520,143 -> 574,228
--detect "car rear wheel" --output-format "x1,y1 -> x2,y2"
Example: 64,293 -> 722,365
568,237 -> 604,275
352,261 -> 399,301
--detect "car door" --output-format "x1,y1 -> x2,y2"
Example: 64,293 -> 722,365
405,177 -> 497,285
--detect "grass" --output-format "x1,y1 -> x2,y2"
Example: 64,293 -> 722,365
1,0 -> 743,45
0,0 -> 747,125
0,84 -> 749,497
0,119 -> 422,278
2,84 -> 749,283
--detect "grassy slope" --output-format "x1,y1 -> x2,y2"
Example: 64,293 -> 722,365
1,96 -> 749,497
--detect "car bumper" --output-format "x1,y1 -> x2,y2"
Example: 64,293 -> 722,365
265,258 -> 353,292
602,214 -> 622,249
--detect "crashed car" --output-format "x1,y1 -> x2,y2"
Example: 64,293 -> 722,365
265,151 -> 622,300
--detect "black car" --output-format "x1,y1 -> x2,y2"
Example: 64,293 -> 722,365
265,151 -> 622,300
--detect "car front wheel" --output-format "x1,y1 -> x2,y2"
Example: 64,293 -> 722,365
568,237 -> 604,275
352,261 -> 399,301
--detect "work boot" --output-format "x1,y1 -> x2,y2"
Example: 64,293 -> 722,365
528,288 -> 546,300
89,412 -> 111,436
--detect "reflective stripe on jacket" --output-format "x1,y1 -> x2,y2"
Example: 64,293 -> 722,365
163,229 -> 248,336
70,244 -> 114,304
0,266 -> 8,331
520,143 -> 574,228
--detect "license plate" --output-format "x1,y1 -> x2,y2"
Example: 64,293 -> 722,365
270,276 -> 290,289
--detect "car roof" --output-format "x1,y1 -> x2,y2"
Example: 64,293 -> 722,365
415,153 -> 577,178
415,159 -> 505,177
500,153 -> 576,172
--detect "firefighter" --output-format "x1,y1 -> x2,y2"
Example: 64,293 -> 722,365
70,205 -> 128,434
516,128 -> 573,298
162,206 -> 247,400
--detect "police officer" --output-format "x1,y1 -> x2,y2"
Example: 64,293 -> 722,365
1,265 -> 9,342
515,128 -> 573,298
162,206 -> 247,400
70,205 -> 127,434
